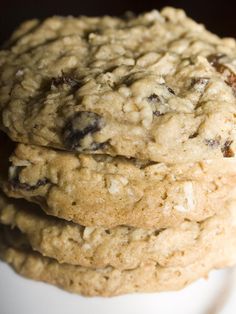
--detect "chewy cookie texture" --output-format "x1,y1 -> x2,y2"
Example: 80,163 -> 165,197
0,225 -> 236,297
0,8 -> 236,163
3,143 -> 236,228
0,6 -> 236,297
1,192 -> 235,270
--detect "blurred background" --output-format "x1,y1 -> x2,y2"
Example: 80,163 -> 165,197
0,0 -> 236,44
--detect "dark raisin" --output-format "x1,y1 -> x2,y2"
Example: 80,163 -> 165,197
221,140 -> 234,157
216,65 -> 236,95
191,77 -> 209,91
147,93 -> 164,116
207,54 -> 236,95
189,132 -> 198,139
63,111 -> 105,151
9,166 -> 49,191
10,177 -> 49,191
225,73 -> 236,95
51,74 -> 80,88
147,93 -> 161,103
153,111 -> 164,116
167,86 -> 175,95
207,53 -> 226,66
154,230 -> 163,236
204,138 -> 221,148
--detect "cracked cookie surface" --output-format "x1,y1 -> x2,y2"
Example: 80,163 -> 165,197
1,192 -> 235,270
1,8 -> 236,162
3,142 -> 236,228
0,224 -> 236,296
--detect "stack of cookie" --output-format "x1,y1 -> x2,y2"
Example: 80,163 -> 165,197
0,7 -> 236,296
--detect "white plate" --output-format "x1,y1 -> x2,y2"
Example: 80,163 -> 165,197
1,261 -> 236,314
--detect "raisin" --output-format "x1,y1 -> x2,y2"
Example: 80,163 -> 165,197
51,74 -> 80,88
167,86 -> 175,95
191,77 -> 209,92
63,111 -> 105,151
218,66 -> 236,95
221,140 -> 234,157
226,73 -> 236,95
207,53 -> 226,67
212,62 -> 236,82
10,177 -> 49,191
207,54 -> 236,95
147,93 -> 164,116
204,138 -> 221,148
189,132 -> 198,139
147,93 -> 161,103
9,166 -> 49,191
153,111 -> 164,116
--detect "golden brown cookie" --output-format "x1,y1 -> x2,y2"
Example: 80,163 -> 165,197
1,224 -> 236,297
1,192 -> 235,270
3,142 -> 236,228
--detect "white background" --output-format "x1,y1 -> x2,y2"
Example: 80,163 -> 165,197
1,262 -> 236,314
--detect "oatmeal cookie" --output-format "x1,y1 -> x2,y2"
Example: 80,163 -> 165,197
0,192 -> 235,270
0,224 -> 236,296
0,8 -> 236,162
3,143 -> 236,228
